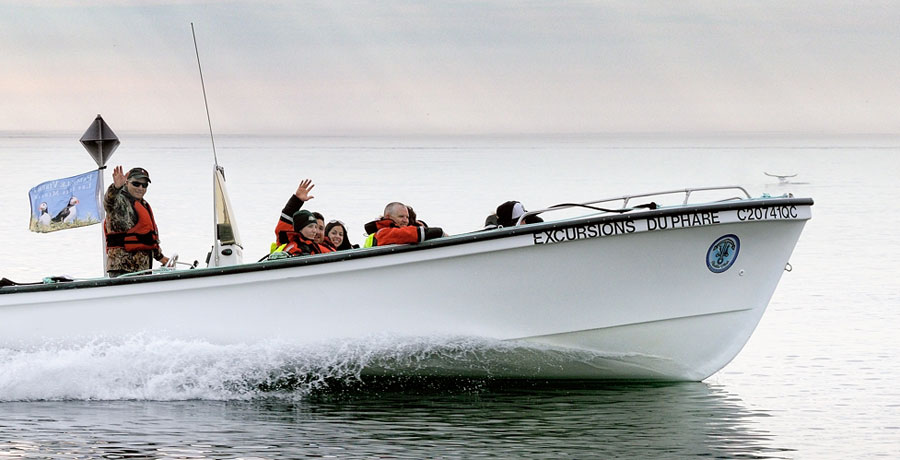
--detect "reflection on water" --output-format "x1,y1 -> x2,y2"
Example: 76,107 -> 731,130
0,380 -> 791,459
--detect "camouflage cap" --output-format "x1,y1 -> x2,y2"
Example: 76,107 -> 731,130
127,167 -> 151,183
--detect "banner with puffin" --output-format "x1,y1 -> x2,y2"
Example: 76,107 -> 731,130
28,170 -> 102,233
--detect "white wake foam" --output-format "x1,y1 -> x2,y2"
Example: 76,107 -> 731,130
0,335 -> 638,401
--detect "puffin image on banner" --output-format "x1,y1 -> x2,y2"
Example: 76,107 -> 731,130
51,196 -> 79,224
38,202 -> 52,228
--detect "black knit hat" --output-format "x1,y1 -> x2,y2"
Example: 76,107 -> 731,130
292,210 -> 318,231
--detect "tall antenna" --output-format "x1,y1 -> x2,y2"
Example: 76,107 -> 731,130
191,22 -> 245,269
191,22 -> 220,169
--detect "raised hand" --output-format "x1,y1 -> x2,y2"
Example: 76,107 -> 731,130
295,179 -> 316,201
113,165 -> 126,188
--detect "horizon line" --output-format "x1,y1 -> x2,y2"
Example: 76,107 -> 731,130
3,129 -> 900,138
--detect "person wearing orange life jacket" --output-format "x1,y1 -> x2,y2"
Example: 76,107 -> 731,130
323,219 -> 355,251
363,202 -> 444,247
281,210 -> 324,257
274,179 -> 316,246
104,166 -> 169,277
272,179 -> 333,255
311,211 -> 334,253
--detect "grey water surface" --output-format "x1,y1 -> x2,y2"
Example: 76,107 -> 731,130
1,134 -> 898,458
0,382 -> 788,459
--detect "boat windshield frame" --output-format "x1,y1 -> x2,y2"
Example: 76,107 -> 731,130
517,185 -> 753,225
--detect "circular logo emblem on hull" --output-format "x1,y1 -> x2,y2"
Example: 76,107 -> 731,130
707,234 -> 740,273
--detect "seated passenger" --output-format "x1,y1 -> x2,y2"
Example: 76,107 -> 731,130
486,200 -> 544,228
323,220 -> 355,251
282,210 -> 322,257
311,211 -> 333,253
363,202 -> 444,247
275,179 -> 315,246
407,205 -> 430,228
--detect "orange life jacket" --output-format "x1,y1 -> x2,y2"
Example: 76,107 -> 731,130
365,218 -> 425,246
283,232 -> 322,257
105,199 -> 160,252
320,239 -> 337,253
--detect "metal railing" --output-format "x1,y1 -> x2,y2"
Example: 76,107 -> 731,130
517,185 -> 752,225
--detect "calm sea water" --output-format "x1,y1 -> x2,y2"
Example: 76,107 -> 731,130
1,133 -> 898,458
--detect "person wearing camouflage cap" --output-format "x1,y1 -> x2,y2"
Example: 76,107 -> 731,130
103,165 -> 169,277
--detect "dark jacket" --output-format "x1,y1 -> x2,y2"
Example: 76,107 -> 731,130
274,194 -> 305,245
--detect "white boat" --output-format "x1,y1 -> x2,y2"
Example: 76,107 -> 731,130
0,185 -> 812,381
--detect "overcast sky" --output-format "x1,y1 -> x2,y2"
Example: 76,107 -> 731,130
1,0 -> 898,135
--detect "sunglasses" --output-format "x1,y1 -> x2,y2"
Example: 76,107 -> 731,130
328,220 -> 345,226
130,181 -> 149,188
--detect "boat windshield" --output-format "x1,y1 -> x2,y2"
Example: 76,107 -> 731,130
213,167 -> 242,247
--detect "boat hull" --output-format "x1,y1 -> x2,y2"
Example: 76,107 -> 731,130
0,197 -> 811,381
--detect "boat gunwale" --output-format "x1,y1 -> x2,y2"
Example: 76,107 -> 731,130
1,196 -> 813,295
